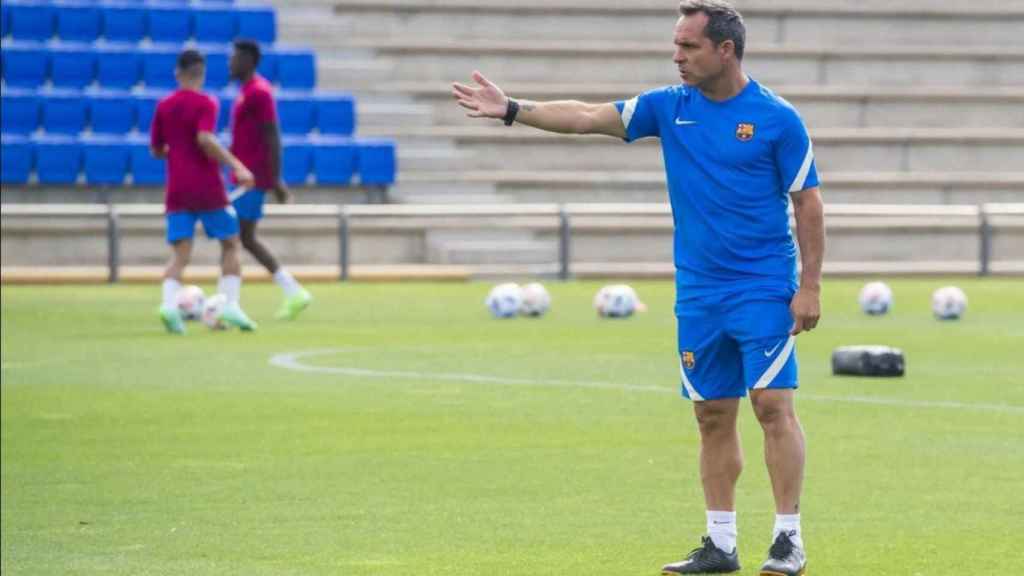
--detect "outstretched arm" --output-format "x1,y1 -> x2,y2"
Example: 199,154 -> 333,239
453,71 -> 625,139
197,131 -> 255,189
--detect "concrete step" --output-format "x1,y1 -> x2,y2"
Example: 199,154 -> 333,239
316,0 -> 1024,47
355,82 -> 1024,129
396,171 -> 1024,205
430,238 -> 558,265
318,40 -> 1024,87
364,126 -> 1024,173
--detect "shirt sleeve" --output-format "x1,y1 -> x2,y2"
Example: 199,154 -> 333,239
249,89 -> 278,125
614,88 -> 665,142
197,97 -> 218,134
775,108 -> 819,194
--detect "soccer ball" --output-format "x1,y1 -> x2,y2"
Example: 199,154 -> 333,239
519,282 -> 551,317
175,284 -> 205,321
202,293 -> 228,330
485,283 -> 523,319
932,286 -> 967,320
858,281 -> 893,316
595,284 -> 642,318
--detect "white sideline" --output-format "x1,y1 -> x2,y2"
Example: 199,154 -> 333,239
269,349 -> 1024,415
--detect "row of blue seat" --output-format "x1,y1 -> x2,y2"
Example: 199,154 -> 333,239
2,1 -> 274,43
1,133 -> 397,186
2,41 -> 315,90
3,88 -> 357,136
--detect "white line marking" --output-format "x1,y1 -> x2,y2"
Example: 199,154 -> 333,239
269,349 -> 1024,415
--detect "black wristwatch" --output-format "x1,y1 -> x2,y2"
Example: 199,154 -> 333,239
502,99 -> 520,126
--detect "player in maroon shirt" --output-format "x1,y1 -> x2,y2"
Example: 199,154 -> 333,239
229,40 -> 312,321
152,49 -> 257,334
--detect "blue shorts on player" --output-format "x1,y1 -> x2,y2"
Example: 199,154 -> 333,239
231,188 -> 266,222
677,296 -> 798,401
165,207 -> 239,244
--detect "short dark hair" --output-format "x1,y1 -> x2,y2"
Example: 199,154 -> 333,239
177,49 -> 205,72
233,39 -> 261,67
679,0 -> 746,61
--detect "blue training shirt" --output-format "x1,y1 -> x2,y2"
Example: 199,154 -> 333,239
615,78 -> 819,303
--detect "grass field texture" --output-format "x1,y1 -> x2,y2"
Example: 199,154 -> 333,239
3,279 -> 1023,575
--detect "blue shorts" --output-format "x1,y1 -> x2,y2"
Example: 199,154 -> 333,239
230,188 -> 266,221
165,207 -> 239,244
677,298 -> 798,401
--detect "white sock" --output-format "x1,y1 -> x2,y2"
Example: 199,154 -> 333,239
218,275 -> 241,305
273,268 -> 303,298
162,278 -> 181,308
707,510 -> 737,553
774,513 -> 803,549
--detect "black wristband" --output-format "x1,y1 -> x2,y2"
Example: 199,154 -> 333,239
502,99 -> 519,126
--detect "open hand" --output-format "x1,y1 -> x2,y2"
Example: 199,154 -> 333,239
234,165 -> 255,189
452,71 -> 509,119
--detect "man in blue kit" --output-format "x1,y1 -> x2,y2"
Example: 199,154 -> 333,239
452,1 -> 824,574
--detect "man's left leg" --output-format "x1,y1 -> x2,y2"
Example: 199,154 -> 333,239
732,298 -> 806,576
751,389 -> 806,576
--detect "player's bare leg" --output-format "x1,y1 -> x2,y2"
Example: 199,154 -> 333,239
751,389 -> 806,576
217,236 -> 257,331
159,239 -> 193,334
663,398 -> 742,573
240,219 -> 311,320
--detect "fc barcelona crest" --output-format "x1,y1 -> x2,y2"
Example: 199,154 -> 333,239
682,351 -> 696,370
736,123 -> 755,141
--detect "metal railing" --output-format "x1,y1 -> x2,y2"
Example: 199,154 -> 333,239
1,202 -> 1022,281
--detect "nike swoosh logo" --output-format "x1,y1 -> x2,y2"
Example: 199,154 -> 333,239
675,119 -> 698,125
764,341 -> 782,357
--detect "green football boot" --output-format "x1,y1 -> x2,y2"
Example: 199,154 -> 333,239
275,289 -> 312,320
221,302 -> 257,331
159,305 -> 186,335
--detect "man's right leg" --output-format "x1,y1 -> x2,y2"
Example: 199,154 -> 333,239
217,235 -> 257,331
663,311 -> 745,575
234,192 -> 310,320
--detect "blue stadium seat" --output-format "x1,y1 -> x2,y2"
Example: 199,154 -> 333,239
1,91 -> 40,134
1,135 -> 33,184
312,137 -> 355,185
146,5 -> 190,43
316,93 -> 356,136
8,2 -> 55,41
217,90 -> 236,132
89,91 -> 136,135
95,45 -> 141,89
50,44 -> 96,89
82,135 -> 128,185
2,43 -> 48,88
281,137 -> 312,185
134,91 -> 161,133
42,91 -> 88,135
101,4 -> 145,43
236,7 -> 275,43
275,50 -> 316,90
357,139 -> 397,185
142,46 -> 179,89
256,51 -> 277,84
2,3 -> 10,38
193,6 -> 235,43
203,48 -> 230,90
277,94 -> 316,135
33,135 -> 82,184
57,3 -> 100,42
127,135 -> 165,185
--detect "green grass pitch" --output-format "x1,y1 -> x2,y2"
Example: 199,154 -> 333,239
3,279 -> 1023,575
